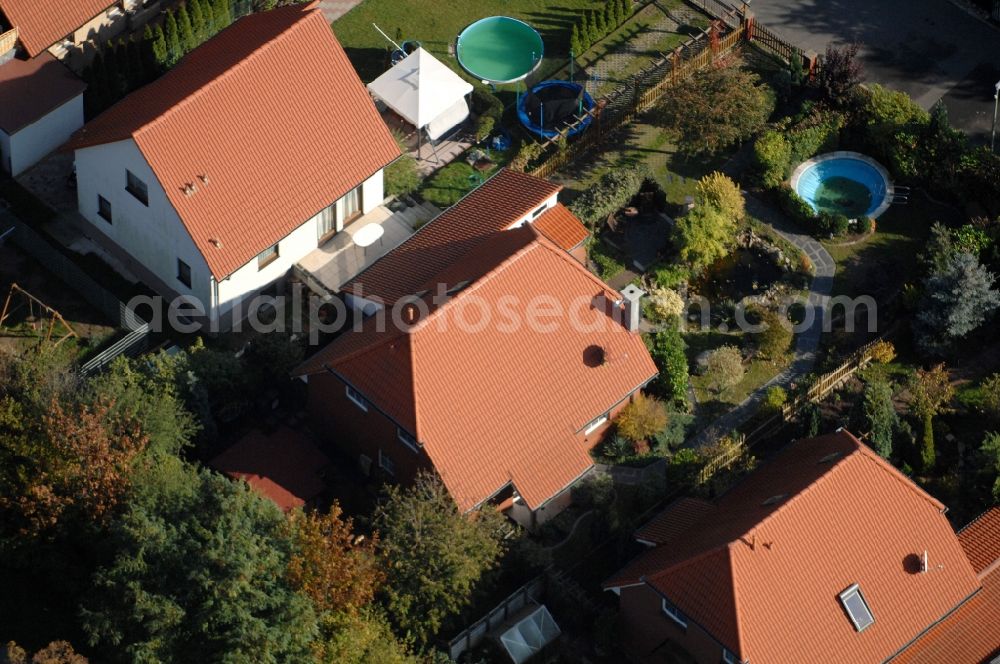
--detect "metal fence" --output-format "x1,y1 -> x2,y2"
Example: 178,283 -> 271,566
79,323 -> 152,376
447,576 -> 546,660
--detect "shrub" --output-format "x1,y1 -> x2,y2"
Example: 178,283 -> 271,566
474,115 -> 495,143
471,87 -> 503,122
762,385 -> 788,413
786,112 -> 844,165
754,130 -> 791,188
982,373 -> 1000,420
753,309 -> 793,360
648,286 -> 685,321
705,345 -> 744,393
869,340 -> 896,364
648,326 -> 689,406
696,171 -> 745,222
777,185 -> 817,226
673,203 -> 737,272
569,164 -> 650,226
816,211 -> 850,236
508,140 -> 545,172
652,411 -> 694,454
615,393 -> 669,443
666,448 -> 702,487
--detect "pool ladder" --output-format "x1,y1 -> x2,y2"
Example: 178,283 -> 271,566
890,185 -> 911,205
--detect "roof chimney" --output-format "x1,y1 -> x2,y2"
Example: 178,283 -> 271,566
619,284 -> 645,332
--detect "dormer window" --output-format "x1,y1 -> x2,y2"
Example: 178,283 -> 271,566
661,598 -> 687,629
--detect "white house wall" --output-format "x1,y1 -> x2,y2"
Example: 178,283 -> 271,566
214,168 -> 386,319
74,138 -> 211,308
506,192 -> 560,229
5,94 -> 83,176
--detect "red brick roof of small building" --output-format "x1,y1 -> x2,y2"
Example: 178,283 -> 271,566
532,203 -> 590,251
957,506 -> 1000,577
0,0 -> 113,57
298,224 -> 656,512
0,53 -> 86,134
65,4 -> 399,279
342,169 -> 563,304
605,431 -> 982,664
209,426 -> 330,512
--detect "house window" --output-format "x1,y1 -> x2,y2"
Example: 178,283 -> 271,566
176,259 -> 191,288
397,427 -> 419,452
125,169 -> 148,206
583,413 -> 609,435
257,243 -> 279,270
378,449 -> 395,475
345,385 -> 368,412
838,584 -> 875,632
97,195 -> 112,223
722,648 -> 738,664
661,598 -> 687,629
531,204 -> 547,219
341,185 -> 362,224
317,204 -> 336,244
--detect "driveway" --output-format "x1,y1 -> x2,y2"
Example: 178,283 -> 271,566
751,0 -> 1000,144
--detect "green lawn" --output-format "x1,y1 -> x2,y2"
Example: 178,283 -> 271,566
332,0 -> 606,84
685,329 -> 793,408
822,191 -> 962,298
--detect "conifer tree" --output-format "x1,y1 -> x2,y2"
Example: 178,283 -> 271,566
164,10 -> 183,66
605,1 -> 617,32
189,0 -> 208,42
177,5 -> 197,53
594,8 -> 606,39
126,37 -> 144,89
103,40 -> 124,99
569,22 -> 582,57
586,11 -> 598,45
578,18 -> 591,52
213,0 -> 233,33
621,0 -> 632,22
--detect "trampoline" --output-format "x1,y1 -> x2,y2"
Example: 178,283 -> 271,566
456,16 -> 543,84
517,80 -> 595,139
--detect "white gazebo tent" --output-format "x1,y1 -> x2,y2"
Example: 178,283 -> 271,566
366,47 -> 473,160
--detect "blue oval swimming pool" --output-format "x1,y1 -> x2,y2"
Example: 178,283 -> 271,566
792,153 -> 892,218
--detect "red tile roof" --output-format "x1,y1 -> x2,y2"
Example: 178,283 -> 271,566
634,497 -> 714,545
66,4 -> 399,279
209,426 -> 330,512
957,506 -> 1000,577
0,53 -> 86,134
342,169 -> 562,304
0,0 -> 113,57
889,566 -> 1000,664
298,225 -> 656,512
605,431 -> 982,664
532,203 -> 590,251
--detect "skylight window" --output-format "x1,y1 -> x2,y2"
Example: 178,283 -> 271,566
446,280 -> 471,295
819,452 -> 842,463
761,493 -> 787,506
838,584 -> 875,632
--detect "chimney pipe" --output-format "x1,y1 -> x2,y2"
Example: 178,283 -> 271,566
619,284 -> 645,332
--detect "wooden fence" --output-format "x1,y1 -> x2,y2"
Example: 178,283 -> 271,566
696,433 -> 748,485
742,338 -> 884,446
748,20 -> 804,63
447,576 -> 545,660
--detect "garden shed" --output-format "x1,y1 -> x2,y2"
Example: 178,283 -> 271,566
366,47 -> 473,145
498,604 -> 561,663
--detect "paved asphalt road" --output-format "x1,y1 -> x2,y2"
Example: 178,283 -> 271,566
751,0 -> 1000,144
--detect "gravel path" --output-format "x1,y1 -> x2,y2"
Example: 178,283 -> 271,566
686,195 -> 835,448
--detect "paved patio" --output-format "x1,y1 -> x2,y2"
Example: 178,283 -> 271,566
296,200 -> 439,294
380,108 -> 475,177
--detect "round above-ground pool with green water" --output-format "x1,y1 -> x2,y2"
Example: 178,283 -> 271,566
456,16 -> 543,84
809,176 -> 874,217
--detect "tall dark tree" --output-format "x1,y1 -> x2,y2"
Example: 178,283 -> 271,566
149,22 -> 168,72
125,38 -> 144,90
374,472 -> 507,648
818,42 -> 863,106
915,252 -> 1000,355
102,40 -> 124,99
80,465 -> 317,662
863,377 -> 897,458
